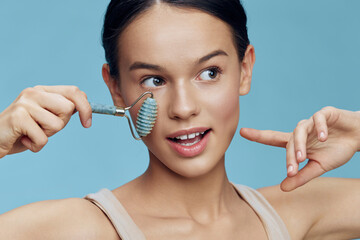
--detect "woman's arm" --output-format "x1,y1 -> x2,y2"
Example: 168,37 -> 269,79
242,106 -> 360,239
0,198 -> 119,240
260,177 -> 360,240
0,86 -> 119,239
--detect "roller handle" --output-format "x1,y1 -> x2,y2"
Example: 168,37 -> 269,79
90,102 -> 117,115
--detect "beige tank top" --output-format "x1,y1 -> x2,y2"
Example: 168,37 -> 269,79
84,183 -> 290,240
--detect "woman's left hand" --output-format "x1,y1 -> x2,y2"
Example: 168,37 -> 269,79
240,106 -> 360,191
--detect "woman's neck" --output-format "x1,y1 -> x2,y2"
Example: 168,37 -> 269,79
135,152 -> 240,224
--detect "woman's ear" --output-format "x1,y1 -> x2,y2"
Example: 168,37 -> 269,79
102,64 -> 126,106
239,45 -> 255,96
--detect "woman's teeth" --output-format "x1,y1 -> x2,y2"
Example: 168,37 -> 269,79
175,132 -> 204,140
179,139 -> 201,146
171,131 -> 206,146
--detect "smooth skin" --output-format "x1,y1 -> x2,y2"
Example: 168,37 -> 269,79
1,3 -> 360,240
243,108 -> 360,239
0,85 -> 92,158
241,107 -> 360,191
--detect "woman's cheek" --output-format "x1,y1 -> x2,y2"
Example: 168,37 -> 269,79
208,85 -> 240,145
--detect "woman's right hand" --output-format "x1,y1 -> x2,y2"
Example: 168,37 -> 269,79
0,85 -> 92,158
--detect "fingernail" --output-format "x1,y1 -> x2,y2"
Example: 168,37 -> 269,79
287,165 -> 294,174
296,151 -> 302,160
86,118 -> 92,128
319,131 -> 325,140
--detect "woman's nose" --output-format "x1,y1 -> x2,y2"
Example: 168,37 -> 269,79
168,82 -> 200,120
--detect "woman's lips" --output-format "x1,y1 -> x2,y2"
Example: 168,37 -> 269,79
166,129 -> 211,158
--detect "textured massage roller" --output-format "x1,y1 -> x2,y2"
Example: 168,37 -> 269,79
90,92 -> 157,140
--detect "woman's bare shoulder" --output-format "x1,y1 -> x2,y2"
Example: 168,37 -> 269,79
0,197 -> 120,240
258,177 -> 360,240
258,177 -> 360,210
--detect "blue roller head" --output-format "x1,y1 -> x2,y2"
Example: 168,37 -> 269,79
136,97 -> 157,137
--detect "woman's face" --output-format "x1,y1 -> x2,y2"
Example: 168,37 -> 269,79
109,4 -> 251,178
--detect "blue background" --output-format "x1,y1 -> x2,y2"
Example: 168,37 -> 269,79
0,0 -> 359,219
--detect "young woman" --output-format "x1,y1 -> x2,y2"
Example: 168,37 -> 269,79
0,1 -> 360,239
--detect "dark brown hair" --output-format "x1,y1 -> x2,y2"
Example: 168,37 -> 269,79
102,0 -> 250,79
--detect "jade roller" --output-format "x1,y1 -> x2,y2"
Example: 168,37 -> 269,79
90,92 -> 157,140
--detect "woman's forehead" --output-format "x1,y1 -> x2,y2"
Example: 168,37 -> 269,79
118,4 -> 236,66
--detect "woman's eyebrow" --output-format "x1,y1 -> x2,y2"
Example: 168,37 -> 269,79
198,50 -> 228,64
129,62 -> 164,72
128,50 -> 228,72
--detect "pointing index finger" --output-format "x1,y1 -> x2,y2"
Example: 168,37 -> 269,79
240,128 -> 290,148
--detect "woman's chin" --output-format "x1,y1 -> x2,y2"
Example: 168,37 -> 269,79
162,155 -> 225,179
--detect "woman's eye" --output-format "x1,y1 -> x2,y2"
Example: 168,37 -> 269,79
198,68 -> 220,81
141,77 -> 165,87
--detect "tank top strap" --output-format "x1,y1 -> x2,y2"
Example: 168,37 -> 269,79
232,183 -> 291,240
84,189 -> 146,240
